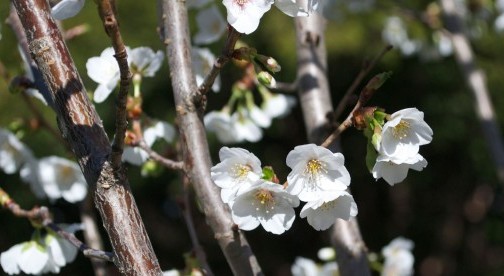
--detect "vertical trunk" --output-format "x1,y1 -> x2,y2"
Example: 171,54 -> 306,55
158,0 -> 263,275
11,1 -> 162,275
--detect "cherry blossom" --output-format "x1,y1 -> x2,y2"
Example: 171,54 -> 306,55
51,0 -> 85,20
286,144 -> 350,202
381,237 -> 415,276
0,128 -> 34,175
123,121 -> 175,166
372,153 -> 427,186
230,180 -> 299,234
194,5 -> 227,45
210,147 -> 262,203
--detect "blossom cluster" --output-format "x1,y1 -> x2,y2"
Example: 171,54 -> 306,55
204,91 -> 296,144
210,144 -> 357,234
1,225 -> 80,275
369,108 -> 433,185
0,128 -> 87,203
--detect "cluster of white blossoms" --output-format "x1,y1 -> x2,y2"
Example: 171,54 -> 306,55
50,0 -> 85,20
205,85 -> 296,144
86,46 -> 164,103
210,144 -> 357,234
371,108 -> 433,186
0,225 -> 81,275
0,128 -> 87,203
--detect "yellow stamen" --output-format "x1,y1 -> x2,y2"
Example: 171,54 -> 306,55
230,164 -> 252,184
252,189 -> 275,213
303,159 -> 327,190
392,120 -> 410,140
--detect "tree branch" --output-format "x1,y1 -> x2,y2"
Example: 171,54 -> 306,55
137,140 -> 185,170
158,0 -> 263,274
198,26 -> 240,95
95,0 -> 132,170
294,2 -> 370,275
11,1 -> 162,274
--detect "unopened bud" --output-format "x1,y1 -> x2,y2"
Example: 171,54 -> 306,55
257,71 -> 276,87
255,54 -> 281,73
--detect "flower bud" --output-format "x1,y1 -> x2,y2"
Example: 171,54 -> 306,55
257,71 -> 276,87
255,54 -> 281,73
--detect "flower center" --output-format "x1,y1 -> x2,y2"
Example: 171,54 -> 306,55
235,0 -> 248,6
231,164 -> 252,182
59,165 -> 76,187
392,120 -> 410,140
303,159 -> 327,190
253,189 -> 275,213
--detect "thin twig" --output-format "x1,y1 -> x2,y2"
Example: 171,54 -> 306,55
267,80 -> 298,93
198,26 -> 241,95
321,73 -> 389,148
181,177 -> 213,275
0,188 -> 115,262
137,140 -> 185,171
333,45 -> 392,120
95,0 -> 132,170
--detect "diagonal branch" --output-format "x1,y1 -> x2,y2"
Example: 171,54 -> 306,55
11,1 -> 162,274
158,0 -> 263,274
95,0 -> 132,170
198,26 -> 240,95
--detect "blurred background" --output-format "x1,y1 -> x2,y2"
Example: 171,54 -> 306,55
1,0 -> 504,275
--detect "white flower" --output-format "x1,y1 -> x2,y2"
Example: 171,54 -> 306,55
381,237 -> 414,276
86,47 -> 125,103
230,180 -> 299,234
210,147 -> 262,203
194,5 -> 227,45
51,0 -> 85,20
222,0 -> 274,34
192,47 -> 220,91
18,46 -> 48,106
204,111 -> 241,143
130,47 -> 164,78
0,128 -> 34,174
291,257 -> 319,276
286,144 -> 350,202
233,111 -> 263,143
0,226 -> 80,275
495,13 -> 504,32
123,121 -> 175,166
372,153 -> 427,186
291,257 -> 339,276
22,157 -> 88,203
377,108 -> 433,160
300,190 -> 357,231
249,105 -> 271,128
274,0 -> 308,16
261,93 -> 296,119
163,269 -> 181,276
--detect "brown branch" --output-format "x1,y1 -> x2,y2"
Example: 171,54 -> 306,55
11,1 -> 162,274
137,140 -> 184,170
158,0 -> 263,274
95,0 -> 132,170
0,188 -> 114,262
333,45 -> 392,120
321,73 -> 388,148
198,26 -> 240,95
294,1 -> 370,274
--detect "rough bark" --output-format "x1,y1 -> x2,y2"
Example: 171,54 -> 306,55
294,2 -> 370,275
158,0 -> 263,275
11,1 -> 162,275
